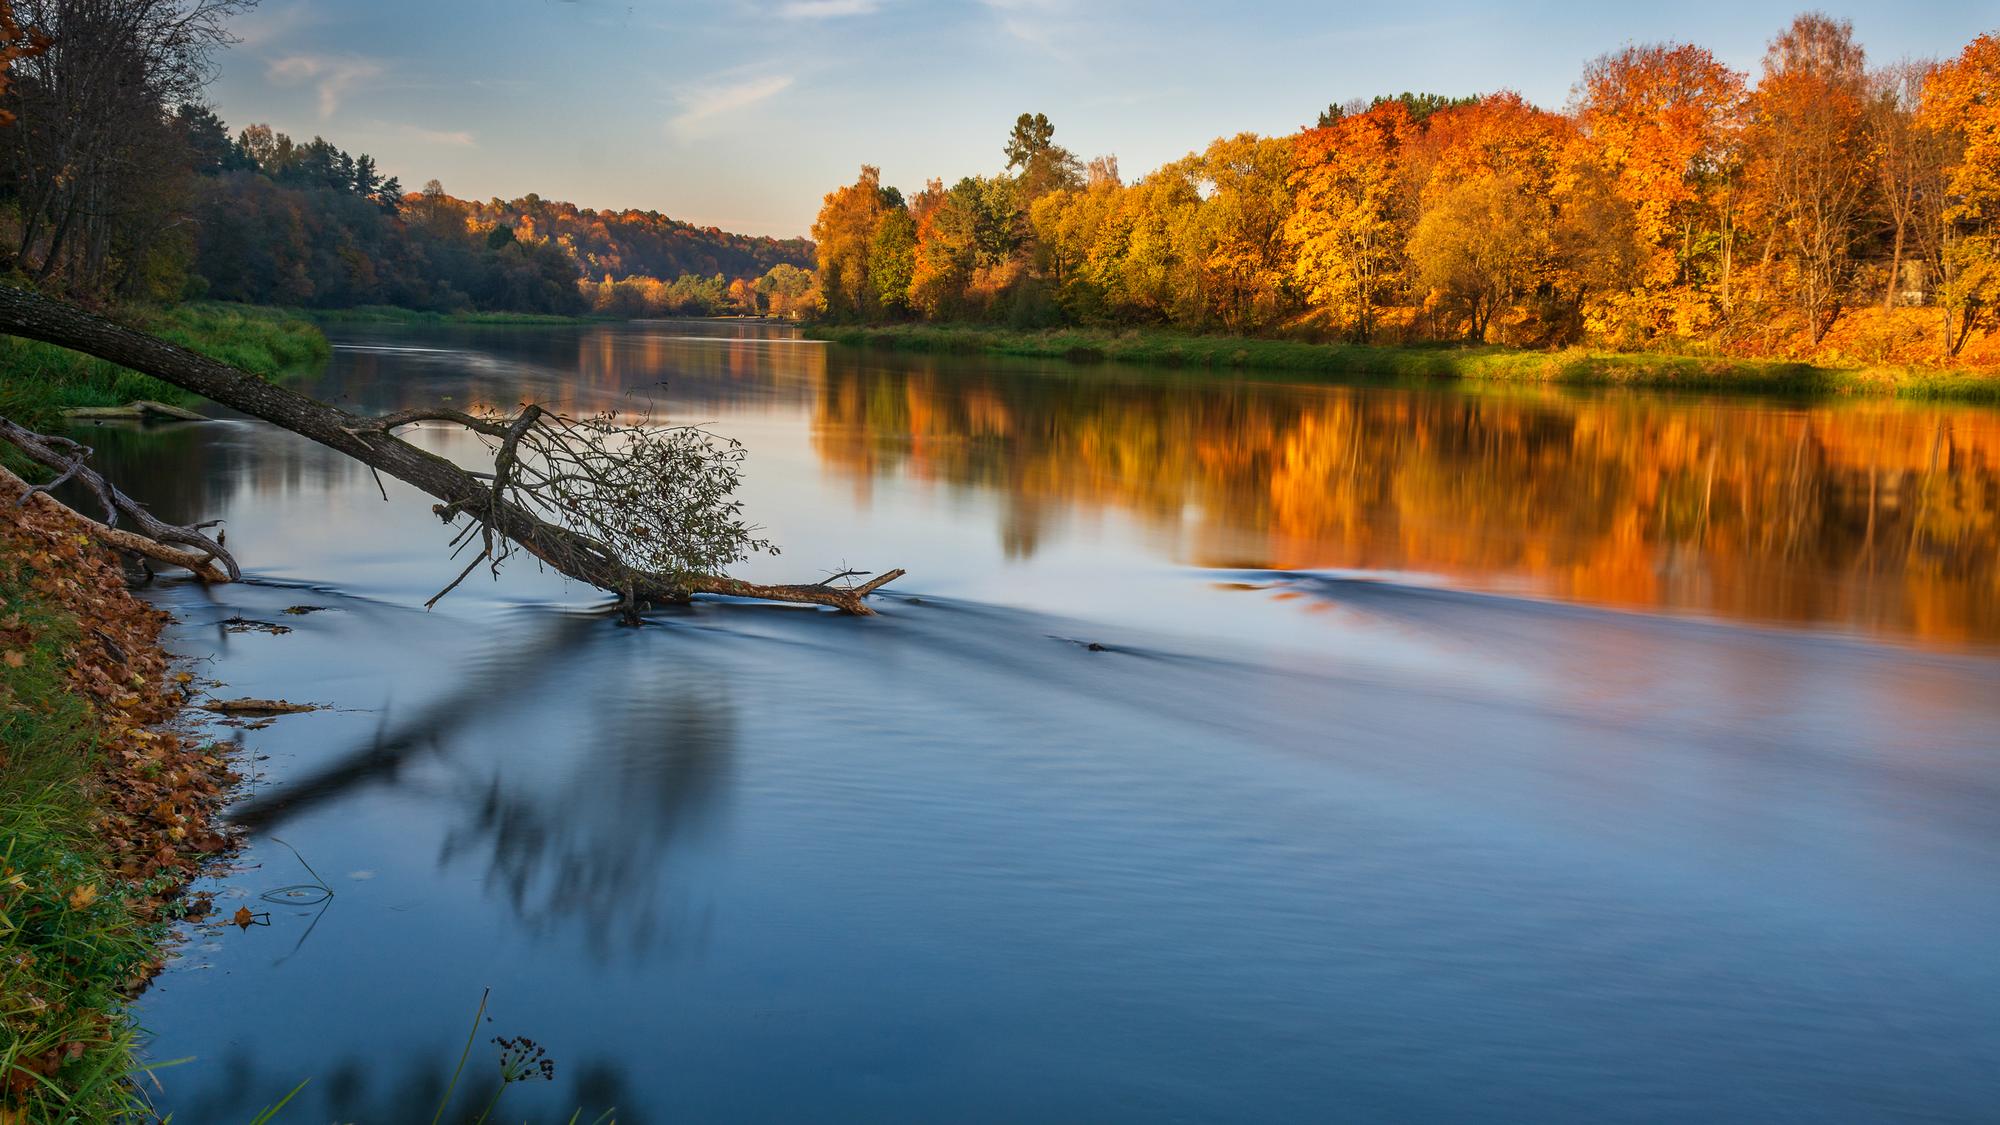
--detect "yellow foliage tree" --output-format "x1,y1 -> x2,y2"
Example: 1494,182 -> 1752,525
1285,103 -> 1411,342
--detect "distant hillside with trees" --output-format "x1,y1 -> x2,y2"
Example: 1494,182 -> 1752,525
0,2 -> 814,321
186,117 -> 817,317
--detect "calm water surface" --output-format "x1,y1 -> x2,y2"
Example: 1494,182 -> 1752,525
99,322 -> 1999,1122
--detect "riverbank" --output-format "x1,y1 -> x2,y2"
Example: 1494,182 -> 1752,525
0,301 -> 329,429
0,475 -> 238,1121
808,324 -> 2000,402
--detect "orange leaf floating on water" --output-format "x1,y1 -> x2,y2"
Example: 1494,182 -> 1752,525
232,906 -> 255,929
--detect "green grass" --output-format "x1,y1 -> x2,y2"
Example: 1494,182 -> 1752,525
0,301 -> 331,429
0,560 -> 156,1122
310,305 -> 604,326
807,323 -> 2000,403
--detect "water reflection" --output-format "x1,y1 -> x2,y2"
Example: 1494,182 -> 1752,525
76,322 -> 2000,643
438,666 -> 734,957
157,1044 -> 644,1125
224,606 -> 732,959
809,360 -> 2000,643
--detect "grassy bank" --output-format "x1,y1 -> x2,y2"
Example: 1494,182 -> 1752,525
1,484 -> 235,1121
0,301 -> 330,429
311,304 -> 603,326
808,324 -> 2000,402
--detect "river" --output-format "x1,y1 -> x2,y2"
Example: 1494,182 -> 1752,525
98,321 -> 1998,1122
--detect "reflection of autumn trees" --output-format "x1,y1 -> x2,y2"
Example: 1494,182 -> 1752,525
812,364 -> 2000,642
569,324 -> 827,411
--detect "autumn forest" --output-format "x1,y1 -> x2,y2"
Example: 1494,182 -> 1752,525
813,16 -> 2000,369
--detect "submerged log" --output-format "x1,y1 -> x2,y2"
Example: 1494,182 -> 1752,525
63,398 -> 207,422
200,697 -> 319,716
0,285 -> 902,613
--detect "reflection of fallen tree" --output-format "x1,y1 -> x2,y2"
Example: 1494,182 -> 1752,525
227,608 -> 727,956
0,285 -> 902,613
227,612 -> 601,831
439,677 -> 733,957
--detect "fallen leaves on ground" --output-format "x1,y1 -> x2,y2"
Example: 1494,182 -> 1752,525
1,474 -> 246,1111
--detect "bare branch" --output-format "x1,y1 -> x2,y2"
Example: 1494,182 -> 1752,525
0,414 -> 238,580
0,461 -> 232,582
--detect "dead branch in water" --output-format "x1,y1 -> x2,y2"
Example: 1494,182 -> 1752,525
0,285 -> 903,613
0,420 -> 237,582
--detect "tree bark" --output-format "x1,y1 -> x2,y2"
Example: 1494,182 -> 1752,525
0,285 -> 903,614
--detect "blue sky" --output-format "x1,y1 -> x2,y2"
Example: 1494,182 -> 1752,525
207,0 -> 1996,238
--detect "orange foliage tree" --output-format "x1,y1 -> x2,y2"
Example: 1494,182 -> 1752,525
1923,33 -> 2000,355
1574,44 -> 1746,339
1285,102 -> 1411,342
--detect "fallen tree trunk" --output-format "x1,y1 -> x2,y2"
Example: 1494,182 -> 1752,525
0,285 -> 903,614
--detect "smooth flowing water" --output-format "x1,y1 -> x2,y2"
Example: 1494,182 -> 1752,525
102,322 -> 1998,1122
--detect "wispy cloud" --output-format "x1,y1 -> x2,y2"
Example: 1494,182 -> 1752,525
779,0 -> 879,17
668,73 -> 794,139
980,0 -> 1078,60
391,123 -> 476,147
230,0 -> 316,48
267,54 -> 383,118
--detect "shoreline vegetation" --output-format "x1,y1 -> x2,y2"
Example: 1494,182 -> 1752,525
0,473 -> 238,1122
0,301 -> 329,429
807,323 -> 2000,402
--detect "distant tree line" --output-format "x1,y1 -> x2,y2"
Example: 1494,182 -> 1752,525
812,17 -> 2000,365
0,0 -> 815,317
585,265 -> 814,319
